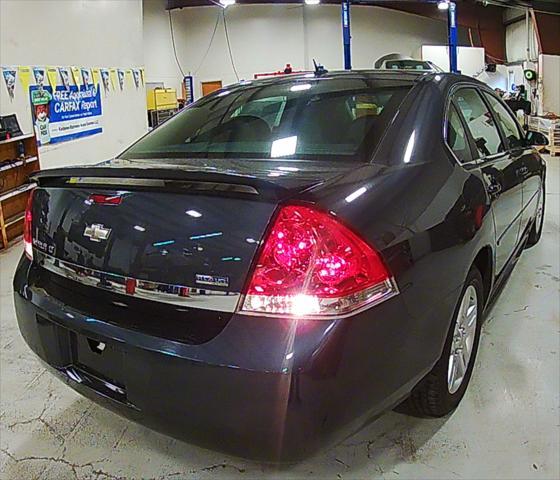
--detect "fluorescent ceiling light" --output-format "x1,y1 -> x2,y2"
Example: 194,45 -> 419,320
305,0 -> 320,5
220,0 -> 235,7
271,136 -> 298,158
186,210 -> 202,218
437,1 -> 449,10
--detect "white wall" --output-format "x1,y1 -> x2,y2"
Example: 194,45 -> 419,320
0,0 -> 148,169
143,0 -> 462,99
505,14 -> 539,63
539,54 -> 560,115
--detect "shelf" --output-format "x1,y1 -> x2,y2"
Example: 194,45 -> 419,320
5,212 -> 25,227
0,133 -> 34,146
0,156 -> 39,173
0,182 -> 36,202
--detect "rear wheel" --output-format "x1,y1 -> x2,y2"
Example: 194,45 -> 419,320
397,267 -> 483,417
525,183 -> 545,248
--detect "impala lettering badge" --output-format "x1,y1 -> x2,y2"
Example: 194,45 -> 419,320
195,274 -> 229,287
83,224 -> 112,243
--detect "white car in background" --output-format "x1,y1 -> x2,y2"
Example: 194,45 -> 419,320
375,54 -> 444,73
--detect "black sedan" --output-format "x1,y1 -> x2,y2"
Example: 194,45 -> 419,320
14,70 -> 547,461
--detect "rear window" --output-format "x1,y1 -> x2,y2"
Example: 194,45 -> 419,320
122,77 -> 412,163
384,60 -> 433,71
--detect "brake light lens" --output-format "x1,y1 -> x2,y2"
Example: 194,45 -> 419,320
88,194 -> 123,205
23,190 -> 35,260
241,205 -> 398,318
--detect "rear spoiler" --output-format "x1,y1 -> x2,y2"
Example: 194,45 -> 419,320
31,165 -> 294,201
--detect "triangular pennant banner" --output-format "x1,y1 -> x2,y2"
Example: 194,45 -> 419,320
71,66 -> 82,87
18,66 -> 31,91
46,67 -> 58,89
91,68 -> 101,88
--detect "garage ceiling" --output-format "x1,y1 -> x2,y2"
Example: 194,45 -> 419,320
165,0 -> 560,59
166,0 -> 560,14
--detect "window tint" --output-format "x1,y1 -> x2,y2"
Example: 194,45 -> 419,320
453,88 -> 503,158
482,91 -> 524,150
446,105 -> 472,164
121,79 -> 412,163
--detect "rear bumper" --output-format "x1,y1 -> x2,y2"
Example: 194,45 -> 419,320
13,255 -> 442,461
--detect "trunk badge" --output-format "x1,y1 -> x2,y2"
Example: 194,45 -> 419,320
84,223 -> 112,243
195,274 -> 229,287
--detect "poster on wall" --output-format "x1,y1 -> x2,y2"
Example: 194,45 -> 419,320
29,84 -> 103,146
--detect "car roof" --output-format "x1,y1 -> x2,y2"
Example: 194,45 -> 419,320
230,70 -> 483,89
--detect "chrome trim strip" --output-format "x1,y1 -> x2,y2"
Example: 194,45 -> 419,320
35,251 -> 240,313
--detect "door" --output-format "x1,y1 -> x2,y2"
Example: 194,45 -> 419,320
481,90 -> 543,237
201,80 -> 222,97
452,87 -> 524,275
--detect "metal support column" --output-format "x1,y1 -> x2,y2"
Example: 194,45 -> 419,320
448,1 -> 458,73
342,0 -> 352,70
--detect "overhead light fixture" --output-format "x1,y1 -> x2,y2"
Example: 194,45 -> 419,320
220,0 -> 235,7
437,1 -> 450,10
305,0 -> 320,4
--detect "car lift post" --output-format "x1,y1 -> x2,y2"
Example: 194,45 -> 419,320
448,1 -> 458,73
342,0 -> 352,70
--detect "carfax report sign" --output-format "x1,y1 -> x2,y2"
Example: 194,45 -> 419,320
29,84 -> 103,146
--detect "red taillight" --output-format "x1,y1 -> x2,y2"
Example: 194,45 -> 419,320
241,205 -> 398,318
88,194 -> 122,205
23,190 -> 35,260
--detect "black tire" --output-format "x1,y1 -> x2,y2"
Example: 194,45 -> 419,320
525,183 -> 545,248
396,267 -> 484,417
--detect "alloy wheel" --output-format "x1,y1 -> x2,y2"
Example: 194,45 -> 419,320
447,285 -> 478,394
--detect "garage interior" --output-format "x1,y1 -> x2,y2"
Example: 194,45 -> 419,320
1,0 -> 559,479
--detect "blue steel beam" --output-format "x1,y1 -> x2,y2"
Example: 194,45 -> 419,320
342,0 -> 352,70
448,2 -> 458,73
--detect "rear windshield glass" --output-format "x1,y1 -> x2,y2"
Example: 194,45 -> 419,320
385,60 -> 433,71
121,77 -> 412,163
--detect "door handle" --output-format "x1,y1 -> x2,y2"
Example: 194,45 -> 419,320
516,166 -> 529,177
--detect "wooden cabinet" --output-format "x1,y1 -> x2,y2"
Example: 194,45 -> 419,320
0,133 -> 40,249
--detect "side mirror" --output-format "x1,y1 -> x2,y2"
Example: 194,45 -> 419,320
526,130 -> 548,146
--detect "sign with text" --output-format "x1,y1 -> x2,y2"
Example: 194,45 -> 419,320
30,84 -> 103,146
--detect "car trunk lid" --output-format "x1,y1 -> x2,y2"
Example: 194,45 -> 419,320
30,158 -> 351,296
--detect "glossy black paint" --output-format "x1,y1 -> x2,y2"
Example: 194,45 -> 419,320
13,71 -> 546,461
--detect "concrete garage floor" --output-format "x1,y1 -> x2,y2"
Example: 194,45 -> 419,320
1,157 -> 558,480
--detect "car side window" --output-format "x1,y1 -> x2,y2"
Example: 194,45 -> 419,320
452,88 -> 503,158
482,91 -> 524,150
446,104 -> 473,164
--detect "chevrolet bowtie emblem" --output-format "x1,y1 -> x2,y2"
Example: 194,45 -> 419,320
83,224 -> 112,243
